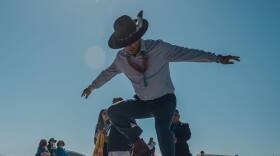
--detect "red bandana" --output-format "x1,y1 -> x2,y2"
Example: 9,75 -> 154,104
126,52 -> 148,86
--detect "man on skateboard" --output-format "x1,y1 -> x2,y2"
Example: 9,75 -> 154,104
82,11 -> 240,156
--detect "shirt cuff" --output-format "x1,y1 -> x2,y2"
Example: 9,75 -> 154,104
216,55 -> 222,63
88,83 -> 96,91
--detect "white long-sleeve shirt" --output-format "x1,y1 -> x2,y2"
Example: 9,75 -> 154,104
89,39 -> 218,100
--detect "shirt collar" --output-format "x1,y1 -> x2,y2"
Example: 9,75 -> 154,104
124,39 -> 147,57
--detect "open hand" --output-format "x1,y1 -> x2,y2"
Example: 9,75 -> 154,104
219,55 -> 240,64
81,87 -> 92,99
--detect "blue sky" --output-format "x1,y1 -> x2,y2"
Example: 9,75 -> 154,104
0,0 -> 280,156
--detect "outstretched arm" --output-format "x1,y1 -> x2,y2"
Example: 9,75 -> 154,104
160,40 -> 240,63
81,58 -> 121,99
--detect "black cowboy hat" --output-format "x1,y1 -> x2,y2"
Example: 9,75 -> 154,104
108,10 -> 149,49
48,138 -> 57,143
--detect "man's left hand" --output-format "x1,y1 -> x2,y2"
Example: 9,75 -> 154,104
218,55 -> 240,64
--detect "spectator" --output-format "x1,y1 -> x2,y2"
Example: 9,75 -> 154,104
36,139 -> 50,156
48,138 -> 57,156
171,110 -> 192,156
93,109 -> 110,156
56,140 -> 69,156
200,151 -> 205,156
147,137 -> 156,156
108,97 -> 132,156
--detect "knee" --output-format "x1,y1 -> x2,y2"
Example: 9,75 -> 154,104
107,105 -> 119,120
156,125 -> 170,133
107,105 -> 115,119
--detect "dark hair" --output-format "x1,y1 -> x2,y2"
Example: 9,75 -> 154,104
95,109 -> 107,133
148,137 -> 154,144
94,109 -> 108,144
39,139 -> 47,147
57,140 -> 65,147
112,97 -> 124,104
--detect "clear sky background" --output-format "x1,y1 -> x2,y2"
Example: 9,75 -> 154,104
1,0 -> 280,156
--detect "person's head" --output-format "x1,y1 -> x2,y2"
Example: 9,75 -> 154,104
124,40 -> 141,55
172,109 -> 180,123
39,139 -> 47,147
96,109 -> 109,131
57,140 -> 65,147
200,151 -> 205,156
101,110 -> 109,122
148,137 -> 154,143
48,138 -> 57,147
108,11 -> 148,51
112,97 -> 124,104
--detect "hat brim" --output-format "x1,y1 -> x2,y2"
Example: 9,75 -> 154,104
49,139 -> 57,143
108,19 -> 148,49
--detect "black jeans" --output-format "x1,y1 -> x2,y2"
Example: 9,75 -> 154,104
108,94 -> 176,156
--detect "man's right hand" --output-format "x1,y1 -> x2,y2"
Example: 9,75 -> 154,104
81,87 -> 92,99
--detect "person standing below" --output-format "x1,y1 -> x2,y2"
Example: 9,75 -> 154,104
93,109 -> 110,156
198,151 -> 205,156
147,137 -> 156,156
108,97 -> 133,156
47,138 -> 57,156
36,139 -> 50,156
171,110 -> 192,156
81,10 -> 240,156
56,140 -> 69,156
